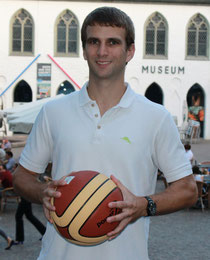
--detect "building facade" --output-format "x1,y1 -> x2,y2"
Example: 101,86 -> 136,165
0,0 -> 210,138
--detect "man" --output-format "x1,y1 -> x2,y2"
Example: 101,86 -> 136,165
1,138 -> 12,150
13,7 -> 197,260
5,151 -> 16,172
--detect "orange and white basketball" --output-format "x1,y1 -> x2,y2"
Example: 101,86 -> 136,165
50,170 -> 123,246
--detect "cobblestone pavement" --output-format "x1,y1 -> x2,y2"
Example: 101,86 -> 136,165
0,137 -> 209,259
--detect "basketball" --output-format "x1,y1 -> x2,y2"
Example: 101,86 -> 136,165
50,170 -> 123,246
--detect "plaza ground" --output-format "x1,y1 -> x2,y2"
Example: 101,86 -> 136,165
0,136 -> 209,259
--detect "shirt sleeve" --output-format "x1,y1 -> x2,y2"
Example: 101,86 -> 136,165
19,105 -> 53,174
152,112 -> 192,183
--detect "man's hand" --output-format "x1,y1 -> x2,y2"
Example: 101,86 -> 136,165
13,165 -> 69,223
106,175 -> 147,240
41,177 -> 67,223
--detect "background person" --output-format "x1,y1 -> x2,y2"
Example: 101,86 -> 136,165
184,143 -> 194,165
0,228 -> 14,250
0,164 -> 13,190
5,151 -> 16,172
13,7 -> 197,260
1,138 -> 12,151
14,197 -> 46,245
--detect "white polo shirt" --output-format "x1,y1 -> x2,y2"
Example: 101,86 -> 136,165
20,83 -> 192,260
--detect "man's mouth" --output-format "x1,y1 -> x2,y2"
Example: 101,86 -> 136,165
96,61 -> 111,65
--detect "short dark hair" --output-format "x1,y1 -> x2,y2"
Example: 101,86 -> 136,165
81,7 -> 135,49
6,151 -> 13,157
184,144 -> 191,150
192,165 -> 201,175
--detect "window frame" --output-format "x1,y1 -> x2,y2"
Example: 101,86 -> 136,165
54,10 -> 79,57
144,12 -> 168,60
186,13 -> 209,61
10,9 -> 34,56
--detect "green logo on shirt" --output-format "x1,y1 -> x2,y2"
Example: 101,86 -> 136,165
121,137 -> 131,144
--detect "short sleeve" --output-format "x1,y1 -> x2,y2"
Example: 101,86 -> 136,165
19,105 -> 53,174
152,112 -> 192,183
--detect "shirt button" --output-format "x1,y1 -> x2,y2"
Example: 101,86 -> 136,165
91,103 -> 95,107
95,114 -> 98,117
97,125 -> 101,129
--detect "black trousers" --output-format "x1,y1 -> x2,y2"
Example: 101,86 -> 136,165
15,197 -> 46,242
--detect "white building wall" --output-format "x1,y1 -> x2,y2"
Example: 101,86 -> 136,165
0,0 -> 210,138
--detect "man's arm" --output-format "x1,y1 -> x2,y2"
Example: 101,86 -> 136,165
13,164 -> 67,222
107,174 -> 197,239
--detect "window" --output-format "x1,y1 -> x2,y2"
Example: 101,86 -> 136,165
57,81 -> 75,95
14,80 -> 32,103
144,12 -> 168,59
11,9 -> 34,55
186,14 -> 209,59
55,10 -> 79,56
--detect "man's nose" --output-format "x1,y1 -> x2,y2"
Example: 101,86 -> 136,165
97,42 -> 108,56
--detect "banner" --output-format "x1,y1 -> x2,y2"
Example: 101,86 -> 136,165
37,63 -> 51,99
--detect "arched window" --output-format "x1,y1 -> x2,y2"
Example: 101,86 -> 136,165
145,83 -> 163,105
187,83 -> 205,137
57,81 -> 75,95
186,14 -> 209,59
14,80 -> 32,103
55,10 -> 79,57
144,12 -> 168,59
10,9 -> 34,55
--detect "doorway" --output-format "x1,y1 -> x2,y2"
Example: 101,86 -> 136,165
145,83 -> 163,105
187,83 -> 205,137
14,80 -> 32,103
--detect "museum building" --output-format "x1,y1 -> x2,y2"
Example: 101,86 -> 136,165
0,0 -> 210,138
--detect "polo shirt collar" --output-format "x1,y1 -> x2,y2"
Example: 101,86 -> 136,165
79,82 -> 136,108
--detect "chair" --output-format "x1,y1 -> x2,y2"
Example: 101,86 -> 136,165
0,187 -> 20,212
196,181 -> 208,212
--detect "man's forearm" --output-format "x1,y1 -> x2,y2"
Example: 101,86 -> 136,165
13,164 -> 47,204
150,174 -> 198,216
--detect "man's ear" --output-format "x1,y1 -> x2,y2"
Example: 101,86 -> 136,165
126,44 -> 135,63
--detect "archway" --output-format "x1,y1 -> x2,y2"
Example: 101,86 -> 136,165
145,83 -> 163,105
57,81 -> 75,95
14,80 -> 32,103
187,83 -> 205,137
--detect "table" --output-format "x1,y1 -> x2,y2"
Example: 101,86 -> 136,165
198,164 -> 210,169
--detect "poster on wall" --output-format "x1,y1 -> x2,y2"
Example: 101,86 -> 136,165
37,63 -> 51,99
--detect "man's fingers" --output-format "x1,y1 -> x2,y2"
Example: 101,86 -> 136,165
107,219 -> 129,239
43,205 -> 53,223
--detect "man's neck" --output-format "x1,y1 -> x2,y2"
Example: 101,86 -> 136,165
87,78 -> 126,116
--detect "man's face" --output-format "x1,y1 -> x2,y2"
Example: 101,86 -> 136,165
83,25 -> 135,81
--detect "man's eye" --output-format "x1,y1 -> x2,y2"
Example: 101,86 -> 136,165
88,39 -> 98,45
109,40 -> 119,45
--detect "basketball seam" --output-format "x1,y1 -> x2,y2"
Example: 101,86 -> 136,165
54,172 -> 100,218
78,186 -> 118,238
67,178 -> 110,228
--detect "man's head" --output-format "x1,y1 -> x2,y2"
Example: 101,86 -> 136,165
81,7 -> 135,50
6,151 -> 13,159
184,144 -> 191,151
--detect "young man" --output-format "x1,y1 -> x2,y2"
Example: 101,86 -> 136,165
13,7 -> 197,260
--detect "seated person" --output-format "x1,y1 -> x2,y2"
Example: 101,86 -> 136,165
0,164 -> 13,190
192,165 -> 203,181
5,151 -> 16,172
192,165 -> 207,194
1,139 -> 12,151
